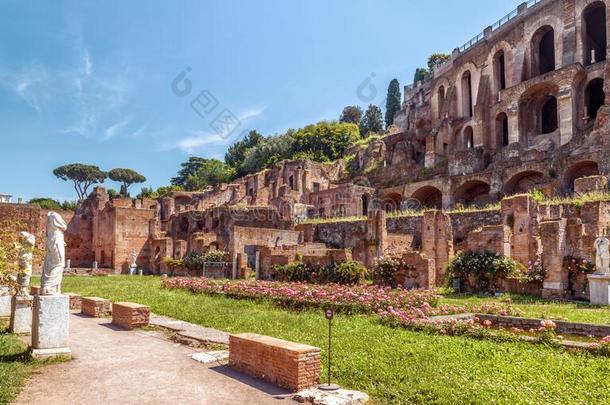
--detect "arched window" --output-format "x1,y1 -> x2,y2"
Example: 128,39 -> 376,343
532,26 -> 556,75
438,86 -> 445,118
494,50 -> 507,91
461,71 -> 473,117
541,96 -> 558,134
464,126 -> 474,149
583,2 -> 607,66
586,78 -> 605,120
496,112 -> 509,147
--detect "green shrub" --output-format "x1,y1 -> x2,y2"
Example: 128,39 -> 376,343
329,261 -> 369,285
273,260 -> 369,285
446,251 -> 526,292
372,257 -> 402,287
273,261 -> 312,282
183,250 -> 228,272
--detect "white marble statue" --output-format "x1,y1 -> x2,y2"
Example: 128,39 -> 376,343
130,250 -> 137,268
40,212 -> 67,295
594,233 -> 610,274
17,231 -> 35,296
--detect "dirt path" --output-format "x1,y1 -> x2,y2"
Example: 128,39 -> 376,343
15,313 -> 295,405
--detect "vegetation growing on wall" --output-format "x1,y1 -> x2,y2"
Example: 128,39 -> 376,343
447,251 -> 527,292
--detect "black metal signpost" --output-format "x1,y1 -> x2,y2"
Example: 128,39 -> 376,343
318,308 -> 340,391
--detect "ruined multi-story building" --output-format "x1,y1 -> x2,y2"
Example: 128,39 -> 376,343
3,0 -> 610,299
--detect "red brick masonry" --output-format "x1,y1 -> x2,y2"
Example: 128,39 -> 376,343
81,297 -> 111,317
30,286 -> 40,295
66,293 -> 82,310
111,302 -> 150,330
229,333 -> 321,391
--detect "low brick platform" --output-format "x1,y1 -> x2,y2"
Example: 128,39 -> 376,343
81,297 -> 111,317
112,302 -> 150,330
476,314 -> 610,337
66,293 -> 83,310
229,333 -> 320,391
30,286 -> 40,295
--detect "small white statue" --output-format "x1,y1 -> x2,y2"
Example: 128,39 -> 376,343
594,232 -> 610,274
40,212 -> 67,295
17,231 -> 35,296
130,250 -> 137,268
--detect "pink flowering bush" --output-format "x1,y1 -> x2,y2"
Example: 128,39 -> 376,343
163,277 -> 441,314
591,336 -> 610,356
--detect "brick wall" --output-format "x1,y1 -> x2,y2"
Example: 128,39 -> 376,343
229,333 -> 321,391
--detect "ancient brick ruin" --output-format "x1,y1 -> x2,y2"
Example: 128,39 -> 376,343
2,0 -> 610,299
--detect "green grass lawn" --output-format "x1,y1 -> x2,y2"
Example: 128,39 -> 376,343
55,275 -> 610,404
0,323 -> 40,403
440,293 -> 610,325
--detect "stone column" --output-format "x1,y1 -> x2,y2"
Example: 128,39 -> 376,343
558,85 -> 574,145
0,285 -> 11,318
31,295 -> 71,359
588,274 -> 610,305
10,295 -> 33,335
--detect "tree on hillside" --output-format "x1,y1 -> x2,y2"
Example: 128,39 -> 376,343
385,79 -> 401,129
28,198 -> 62,210
241,132 -> 296,175
224,130 -> 264,177
137,185 -> 184,199
413,68 -> 429,84
291,121 -> 360,162
107,188 -> 119,199
182,159 -> 234,191
53,163 -> 107,200
339,106 -> 363,125
108,168 -> 147,197
427,53 -> 450,72
171,157 -> 207,188
359,105 -> 384,136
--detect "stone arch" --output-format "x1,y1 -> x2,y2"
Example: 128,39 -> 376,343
496,112 -> 509,148
531,25 -> 556,76
463,126 -> 474,149
432,77 -> 451,120
582,1 -> 607,66
411,186 -> 442,209
563,161 -> 600,192
519,82 -> 560,142
585,78 -> 605,120
455,62 -> 478,118
381,192 -> 403,212
461,71 -> 473,118
487,41 -> 514,93
502,171 -> 546,196
454,180 -> 491,206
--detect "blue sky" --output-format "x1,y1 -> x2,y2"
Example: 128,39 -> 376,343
0,0 -> 516,202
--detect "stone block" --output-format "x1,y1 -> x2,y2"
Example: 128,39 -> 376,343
112,302 -> 150,330
31,294 -> 71,359
66,293 -> 83,310
10,295 -> 33,335
0,285 -> 11,318
81,297 -> 111,317
229,333 -> 321,392
30,285 -> 40,296
588,274 -> 610,305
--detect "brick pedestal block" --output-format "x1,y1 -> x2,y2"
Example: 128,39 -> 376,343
229,333 -> 321,391
81,297 -> 111,317
30,286 -> 40,296
112,302 -> 150,330
66,293 -> 83,310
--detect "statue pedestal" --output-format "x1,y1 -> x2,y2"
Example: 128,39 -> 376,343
31,295 -> 71,360
10,295 -> 33,335
587,274 -> 610,305
0,285 -> 11,318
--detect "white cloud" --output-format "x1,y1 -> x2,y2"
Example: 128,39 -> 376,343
104,116 -> 132,140
237,106 -> 266,121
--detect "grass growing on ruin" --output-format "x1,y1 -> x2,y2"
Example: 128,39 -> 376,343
0,323 -> 40,403
57,275 -> 610,404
